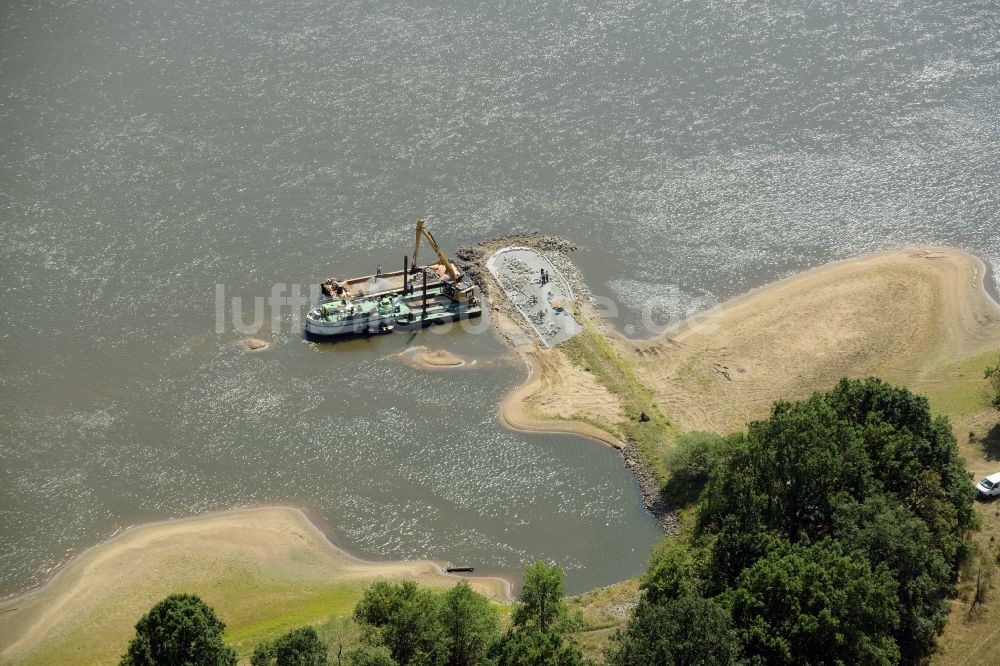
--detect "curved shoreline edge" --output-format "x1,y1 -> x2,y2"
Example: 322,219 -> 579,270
974,248 -> 999,306
499,351 -> 624,449
641,245 -> 1000,345
276,506 -> 514,597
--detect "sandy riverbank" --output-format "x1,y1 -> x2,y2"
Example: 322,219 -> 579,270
0,507 -> 510,666
626,247 -> 1000,433
507,247 -> 1000,438
500,348 -> 625,448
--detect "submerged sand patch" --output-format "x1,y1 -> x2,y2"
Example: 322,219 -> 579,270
397,347 -> 469,369
234,337 -> 271,352
0,507 -> 509,666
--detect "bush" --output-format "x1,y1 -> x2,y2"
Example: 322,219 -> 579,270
492,629 -> 587,666
663,431 -> 726,505
251,626 -> 327,666
640,539 -> 703,604
664,431 -> 725,486
347,644 -> 398,666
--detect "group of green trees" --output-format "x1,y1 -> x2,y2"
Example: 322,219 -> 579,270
610,378 -> 978,665
347,578 -> 499,665
120,561 -> 588,666
348,561 -> 586,666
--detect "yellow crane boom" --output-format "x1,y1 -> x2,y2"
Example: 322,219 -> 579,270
412,219 -> 459,281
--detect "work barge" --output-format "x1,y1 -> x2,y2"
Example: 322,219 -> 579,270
305,220 -> 482,338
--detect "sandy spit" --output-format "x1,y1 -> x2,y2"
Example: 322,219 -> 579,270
499,348 -> 624,448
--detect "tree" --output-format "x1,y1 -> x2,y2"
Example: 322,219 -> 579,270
987,359 -> 1000,411
440,581 -> 500,666
353,580 -> 451,666
643,379 -> 974,663
353,579 -> 504,666
832,494 -> 951,662
251,627 -> 328,666
120,593 -> 237,666
825,377 -> 977,565
355,580 -> 419,629
512,561 -> 569,633
347,644 -> 398,666
606,593 -> 740,666
698,378 -> 976,575
725,541 -> 900,666
698,390 -> 871,548
493,629 -> 587,666
492,562 -> 587,666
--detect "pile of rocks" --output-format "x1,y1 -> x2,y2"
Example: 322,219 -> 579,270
486,247 -> 582,347
456,233 -> 592,340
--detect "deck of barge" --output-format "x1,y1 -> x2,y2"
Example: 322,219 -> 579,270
320,265 -> 454,301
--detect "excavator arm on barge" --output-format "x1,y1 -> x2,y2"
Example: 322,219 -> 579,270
412,219 -> 459,281
411,219 -> 475,304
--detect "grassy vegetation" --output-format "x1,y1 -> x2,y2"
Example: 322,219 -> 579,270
559,309 -> 678,486
566,579 -> 640,662
221,580 -> 368,654
10,577 -> 371,666
932,413 -> 1000,664
914,350 -> 998,420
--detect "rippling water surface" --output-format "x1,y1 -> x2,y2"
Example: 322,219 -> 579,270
1,0 -> 997,596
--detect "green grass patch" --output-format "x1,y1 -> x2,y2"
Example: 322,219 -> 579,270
560,310 -> 678,485
915,349 -> 999,419
222,580 -> 368,654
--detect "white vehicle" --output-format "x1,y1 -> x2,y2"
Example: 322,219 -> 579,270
976,472 -> 1000,499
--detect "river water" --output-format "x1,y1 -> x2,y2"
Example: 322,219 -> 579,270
1,0 -> 997,597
